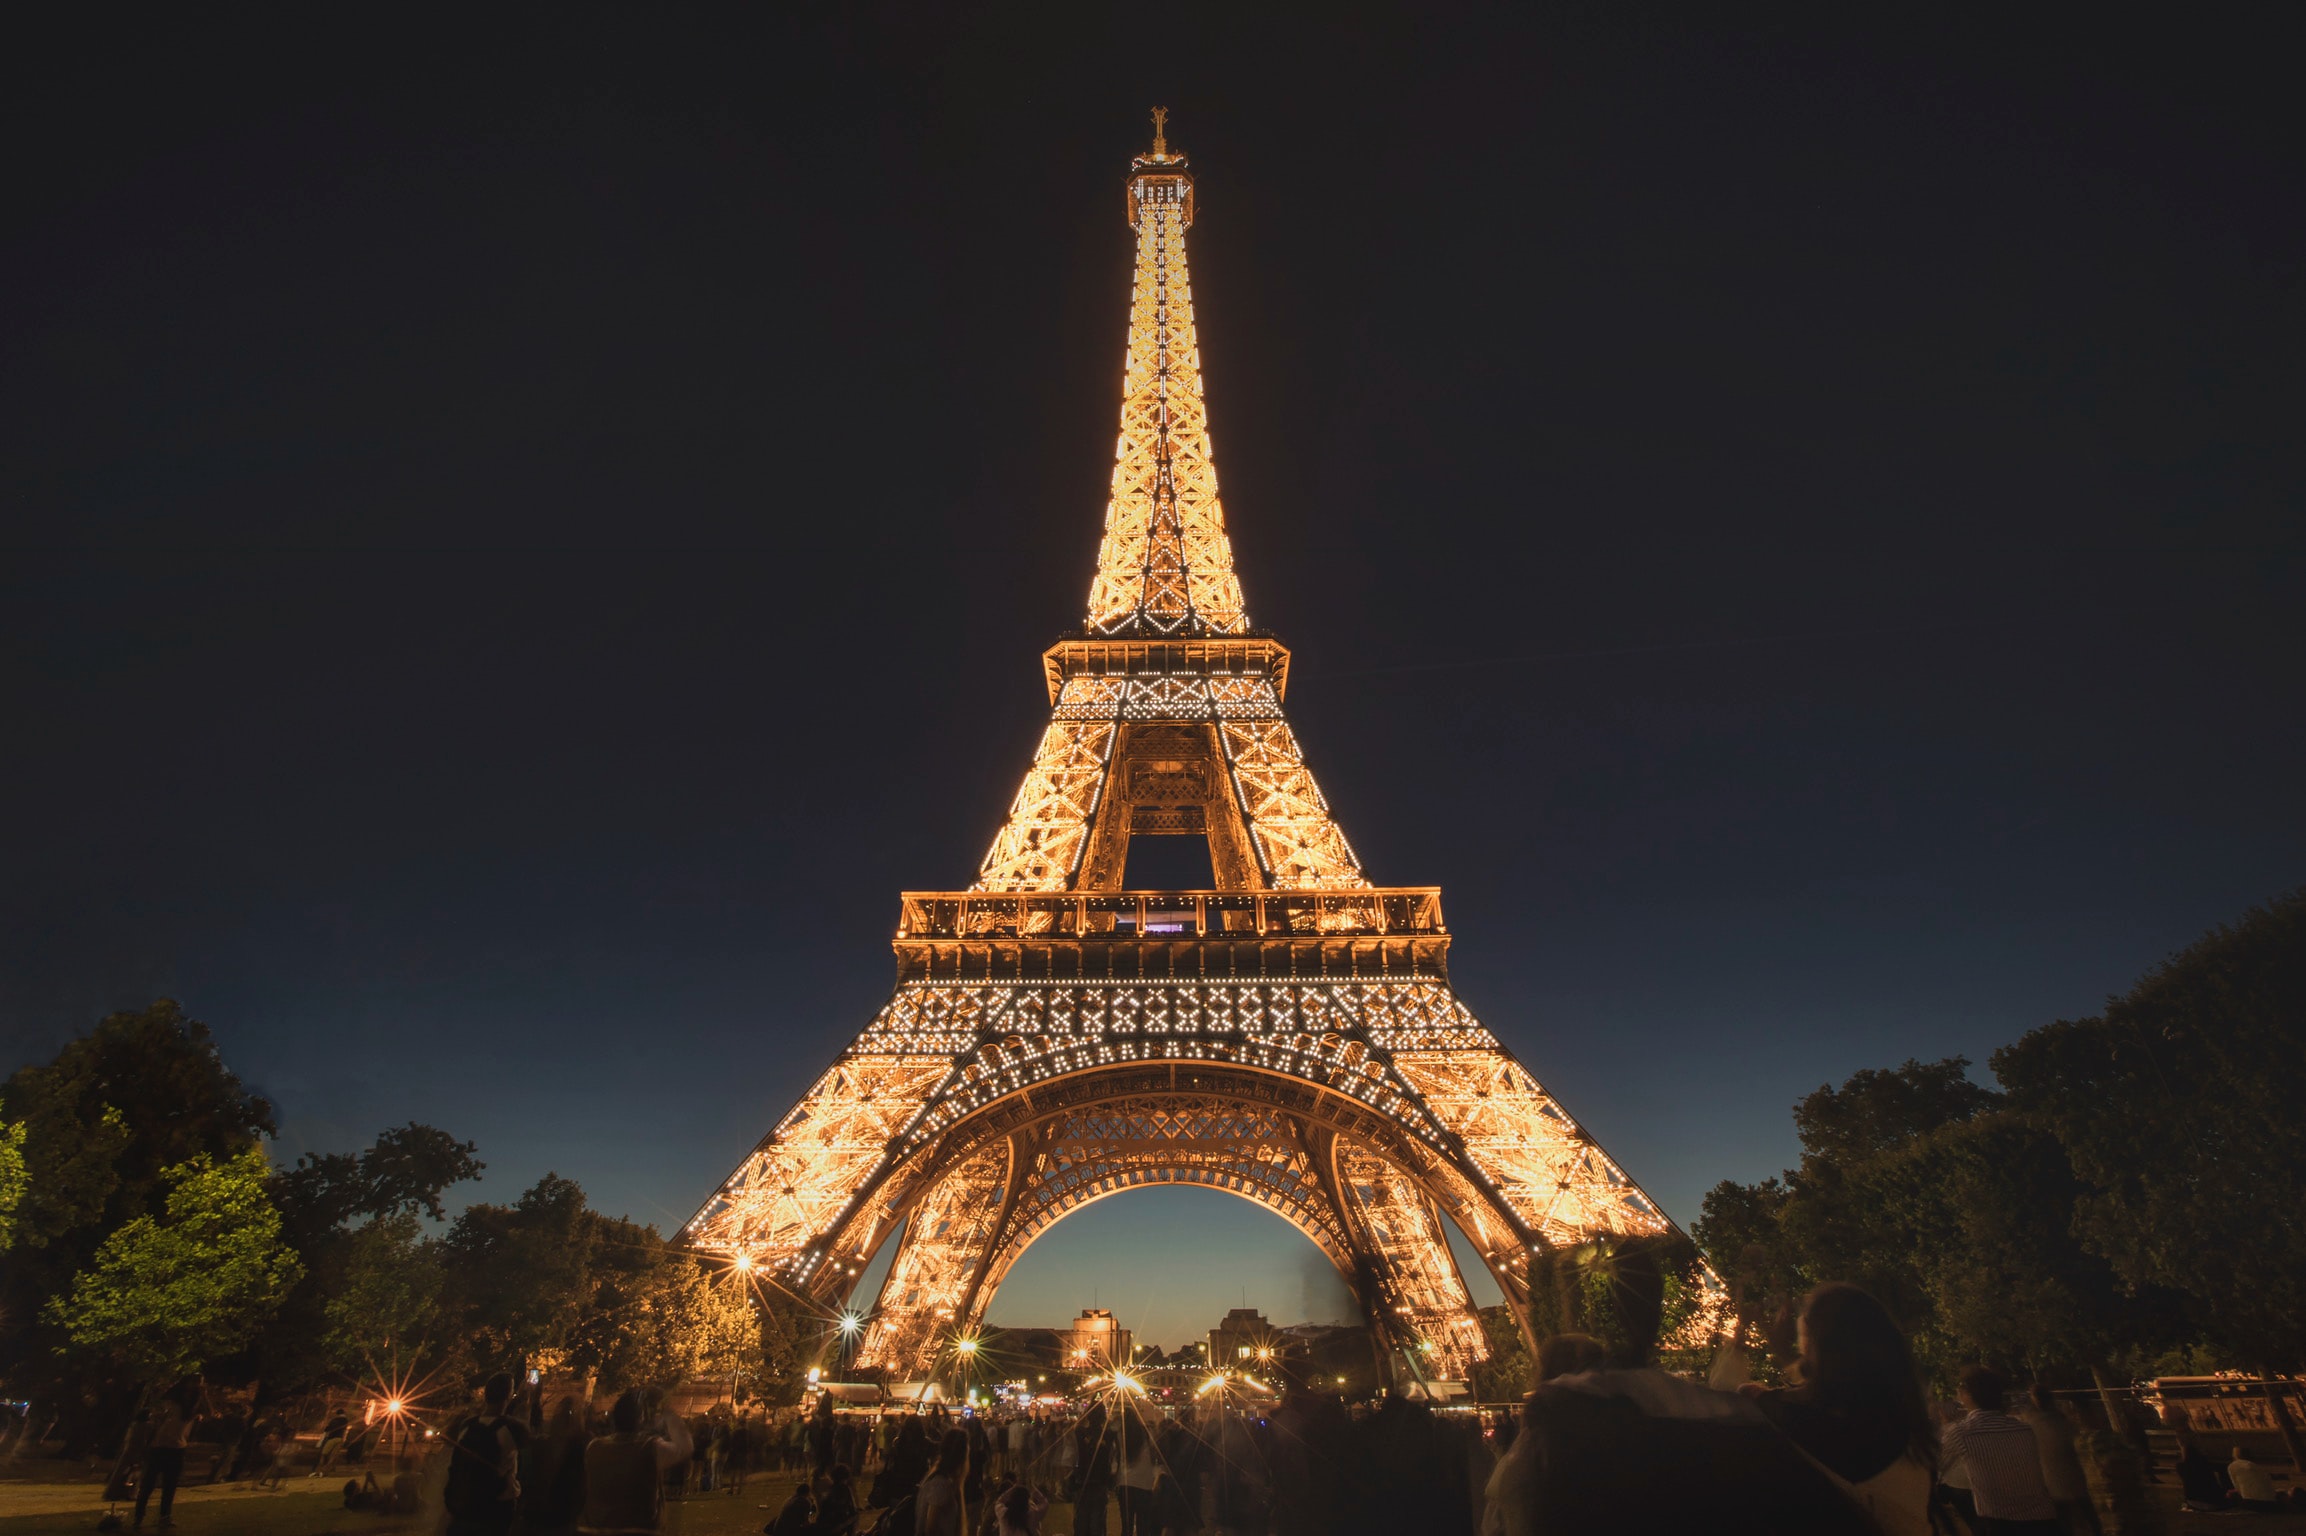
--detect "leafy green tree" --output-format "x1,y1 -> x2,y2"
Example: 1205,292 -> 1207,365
45,1146 -> 303,1380
1995,889 -> 2306,1456
1,1001 -> 275,1448
245,1122 -> 483,1399
1698,1058 -> 1996,1366
441,1173 -> 599,1377
1995,891 -> 2306,1365
1470,1305 -> 1532,1401
319,1212 -> 444,1375
574,1249 -> 765,1394
1874,1110 -> 2181,1380
0,1115 -> 26,1252
0,1001 -> 274,1263
272,1122 -> 483,1243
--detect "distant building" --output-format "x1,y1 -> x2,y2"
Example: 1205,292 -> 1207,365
1056,1308 -> 1132,1371
1207,1307 -> 1281,1371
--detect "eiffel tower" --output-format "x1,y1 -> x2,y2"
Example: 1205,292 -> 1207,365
689,112 -> 1682,1386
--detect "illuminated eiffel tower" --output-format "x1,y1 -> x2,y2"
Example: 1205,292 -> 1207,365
690,112 -> 1681,1385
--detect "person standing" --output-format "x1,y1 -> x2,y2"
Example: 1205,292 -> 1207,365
134,1380 -> 204,1532
808,1392 -> 838,1477
311,1409 -> 351,1477
444,1373 -> 529,1536
1073,1405 -> 1115,1536
725,1411 -> 752,1493
521,1397 -> 591,1536
2017,1385 -> 2098,1535
1049,1410 -> 1077,1503
1115,1407 -> 1159,1536
578,1389 -> 694,1536
1009,1412 -> 1031,1484
916,1428 -> 972,1536
1941,1368 -> 2060,1536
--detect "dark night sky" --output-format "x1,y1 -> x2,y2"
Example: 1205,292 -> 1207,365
4,6 -> 2300,1345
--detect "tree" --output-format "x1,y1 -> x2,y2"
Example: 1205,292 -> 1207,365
1470,1305 -> 1532,1402
0,1000 -> 274,1262
1,1001 -> 276,1449
45,1146 -> 303,1381
1869,1110 -> 2181,1382
246,1121 -> 484,1399
441,1174 -> 599,1376
1996,889 -> 2306,1459
573,1249 -> 764,1393
0,1115 -> 26,1252
1994,891 -> 2306,1366
1697,1058 -> 1997,1367
272,1122 -> 483,1243
319,1212 -> 444,1375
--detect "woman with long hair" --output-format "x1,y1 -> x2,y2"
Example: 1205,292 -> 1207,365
1753,1283 -> 1937,1536
915,1427 -> 971,1536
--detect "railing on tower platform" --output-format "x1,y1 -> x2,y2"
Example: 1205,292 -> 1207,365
897,888 -> 1444,941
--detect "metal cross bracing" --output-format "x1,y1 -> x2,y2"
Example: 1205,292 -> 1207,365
688,114 -> 1708,1387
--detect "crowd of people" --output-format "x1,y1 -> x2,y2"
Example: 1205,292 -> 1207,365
107,1276 -> 2304,1535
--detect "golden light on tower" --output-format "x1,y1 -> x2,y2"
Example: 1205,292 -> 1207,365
683,108 -> 1715,1389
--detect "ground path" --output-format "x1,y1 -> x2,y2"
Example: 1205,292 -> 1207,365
4,1466 -> 2301,1535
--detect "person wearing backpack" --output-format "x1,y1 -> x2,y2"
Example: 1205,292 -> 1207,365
443,1373 -> 529,1536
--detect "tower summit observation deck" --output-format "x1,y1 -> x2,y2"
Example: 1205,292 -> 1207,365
690,113 -> 1692,1386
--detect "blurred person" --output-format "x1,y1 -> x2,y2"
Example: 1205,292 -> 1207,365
2172,1428 -> 2228,1511
203,1405 -> 246,1483
1116,1406 -> 1160,1536
997,1477 -> 1051,1536
966,1415 -> 993,1510
770,1472 -> 821,1536
2017,1385 -> 2097,1535
578,1389 -> 694,1536
2229,1447 -> 2280,1511
1942,1367 -> 2058,1535
1484,1240 -> 1874,1536
725,1410 -> 753,1493
1008,1414 -> 1032,1483
106,1408 -> 151,1505
133,1379 -> 206,1532
444,1372 -> 529,1536
810,1392 -> 838,1475
1073,1404 -> 1114,1536
820,1462 -> 859,1535
1751,1284 -> 1938,1536
521,1397 -> 592,1536
876,1413 -> 932,1507
1935,1398 -> 1977,1528
1536,1333 -> 1607,1382
1482,1331 -> 1608,1536
251,1423 -> 291,1490
311,1408 -> 350,1477
918,1427 -> 972,1536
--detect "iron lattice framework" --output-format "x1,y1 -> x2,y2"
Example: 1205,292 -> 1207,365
690,115 -> 1689,1385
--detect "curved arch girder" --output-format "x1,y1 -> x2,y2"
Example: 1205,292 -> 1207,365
981,1097 -> 1356,1291
690,979 -> 1703,1381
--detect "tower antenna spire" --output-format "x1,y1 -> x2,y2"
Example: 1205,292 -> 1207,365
1151,105 -> 1168,158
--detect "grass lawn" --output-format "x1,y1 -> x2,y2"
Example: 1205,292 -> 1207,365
0,1474 -> 418,1536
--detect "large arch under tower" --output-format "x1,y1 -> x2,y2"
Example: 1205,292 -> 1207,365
688,116 -> 1694,1386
